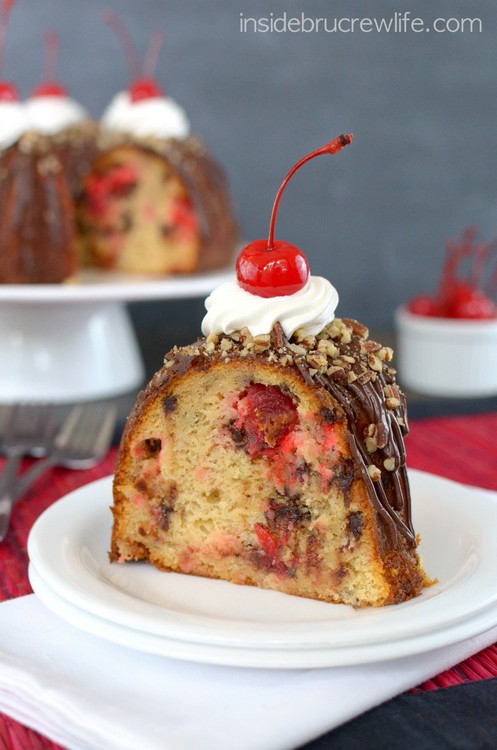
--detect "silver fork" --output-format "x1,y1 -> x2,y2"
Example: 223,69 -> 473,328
0,404 -> 55,494
0,403 -> 117,542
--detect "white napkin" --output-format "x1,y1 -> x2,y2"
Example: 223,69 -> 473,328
1,595 -> 496,750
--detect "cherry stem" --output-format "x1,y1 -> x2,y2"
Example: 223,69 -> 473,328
0,0 -> 15,79
41,29 -> 59,85
267,133 -> 353,250
142,30 -> 164,79
102,8 -> 140,83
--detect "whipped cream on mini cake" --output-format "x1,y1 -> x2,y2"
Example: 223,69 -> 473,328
101,90 -> 190,140
25,95 -> 88,135
202,276 -> 339,339
0,101 -> 30,148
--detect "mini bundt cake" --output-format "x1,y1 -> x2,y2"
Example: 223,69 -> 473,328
77,134 -> 238,274
0,29 -> 97,284
77,18 -> 238,275
111,319 -> 426,607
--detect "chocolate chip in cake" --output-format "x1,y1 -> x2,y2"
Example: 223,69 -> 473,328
163,395 -> 178,414
138,438 -> 162,458
330,460 -> 357,499
227,420 -> 247,447
159,481 -> 178,531
161,224 -> 175,238
121,211 -> 133,232
347,511 -> 364,539
321,408 -> 336,425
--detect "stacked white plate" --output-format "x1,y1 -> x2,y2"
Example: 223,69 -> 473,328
28,471 -> 497,669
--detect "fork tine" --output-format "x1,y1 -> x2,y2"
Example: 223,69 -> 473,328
72,404 -> 116,457
92,405 -> 117,457
54,406 -> 85,449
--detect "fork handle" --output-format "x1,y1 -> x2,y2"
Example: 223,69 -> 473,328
0,492 -> 14,542
0,451 -> 24,541
0,451 -> 23,493
10,456 -> 57,503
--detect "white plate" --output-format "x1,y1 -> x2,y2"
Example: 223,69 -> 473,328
0,267 -> 235,305
27,563 -> 497,668
27,471 -> 497,667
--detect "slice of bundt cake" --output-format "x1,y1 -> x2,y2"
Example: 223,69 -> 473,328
110,135 -> 428,607
111,318 -> 427,607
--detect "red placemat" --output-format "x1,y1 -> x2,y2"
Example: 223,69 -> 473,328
0,412 -> 496,749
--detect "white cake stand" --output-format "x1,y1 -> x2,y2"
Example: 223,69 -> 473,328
0,268 -> 234,403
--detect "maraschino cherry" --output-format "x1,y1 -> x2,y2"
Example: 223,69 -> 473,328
30,31 -> 67,98
103,10 -> 164,102
0,0 -> 19,102
407,227 -> 497,320
236,134 -> 353,298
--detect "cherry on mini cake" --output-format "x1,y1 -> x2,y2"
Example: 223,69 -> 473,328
24,30 -> 99,199
77,10 -> 238,276
396,227 -> 497,397
110,135 -> 430,608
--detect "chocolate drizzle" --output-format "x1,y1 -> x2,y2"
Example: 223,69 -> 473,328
274,322 -> 415,548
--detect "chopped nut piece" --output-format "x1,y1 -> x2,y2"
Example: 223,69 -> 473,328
253,335 -> 270,353
240,327 -> 254,344
386,397 -> 401,410
365,437 -> 377,453
306,353 -> 327,369
340,329 -> 352,344
342,318 -> 369,339
378,347 -> 394,362
383,384 -> 400,400
357,370 -> 373,385
327,366 -> 347,382
292,327 -> 308,343
206,333 -> 219,346
205,341 -> 216,353
308,368 -> 318,377
364,340 -> 382,353
367,464 -> 382,482
220,338 -> 233,352
342,355 -> 356,364
317,339 -> 339,357
383,457 -> 396,471
288,343 -> 307,357
368,354 -> 383,372
347,370 -> 357,383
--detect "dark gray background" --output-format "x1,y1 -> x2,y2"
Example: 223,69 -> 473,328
5,0 -> 497,372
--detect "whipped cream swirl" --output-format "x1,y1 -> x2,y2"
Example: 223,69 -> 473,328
0,102 -> 30,148
202,276 -> 339,339
25,95 -> 88,134
101,90 -> 190,139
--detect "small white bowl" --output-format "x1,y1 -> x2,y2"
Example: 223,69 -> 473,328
395,306 -> 497,397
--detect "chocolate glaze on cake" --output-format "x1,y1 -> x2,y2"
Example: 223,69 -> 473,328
0,133 -> 77,284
